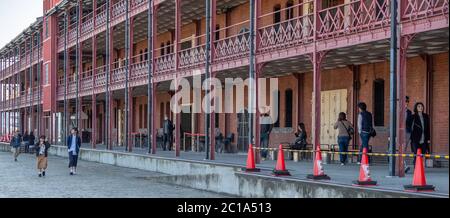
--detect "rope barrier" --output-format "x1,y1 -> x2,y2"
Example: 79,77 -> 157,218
253,147 -> 449,160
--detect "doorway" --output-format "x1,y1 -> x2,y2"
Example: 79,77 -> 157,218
319,89 -> 348,146
237,109 -> 249,152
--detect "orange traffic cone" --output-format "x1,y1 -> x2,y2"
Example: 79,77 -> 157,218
404,148 -> 435,192
307,146 -> 330,180
273,144 -> 291,176
243,144 -> 260,172
353,148 -> 377,186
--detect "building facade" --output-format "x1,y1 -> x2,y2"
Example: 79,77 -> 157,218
0,0 -> 448,165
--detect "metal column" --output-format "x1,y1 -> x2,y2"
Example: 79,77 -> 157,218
124,0 -> 131,152
64,11 -> 68,146
389,0 -> 398,177
105,0 -> 111,149
148,0 -> 157,154
92,0 -> 97,149
37,31 -> 41,138
248,0 -> 256,148
205,0 -> 212,160
254,0 -> 262,164
174,0 -> 181,157
76,0 -> 83,128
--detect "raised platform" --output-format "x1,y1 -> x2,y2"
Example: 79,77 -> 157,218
1,143 -> 448,198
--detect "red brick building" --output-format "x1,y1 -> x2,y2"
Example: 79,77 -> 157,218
0,0 -> 448,165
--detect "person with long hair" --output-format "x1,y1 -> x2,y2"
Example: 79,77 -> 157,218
292,123 -> 307,150
35,135 -> 51,177
334,112 -> 354,166
410,102 -> 431,166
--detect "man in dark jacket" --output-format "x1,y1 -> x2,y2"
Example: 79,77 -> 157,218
404,96 -> 413,173
357,102 -> 374,164
260,110 -> 273,160
10,129 -> 22,162
162,116 -> 174,151
67,127 -> 81,175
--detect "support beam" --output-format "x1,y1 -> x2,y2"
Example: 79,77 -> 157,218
254,0 -> 262,164
174,0 -> 181,157
248,0 -> 256,149
64,11 -> 69,147
389,0 -> 399,177
396,34 -> 415,177
106,0 -> 112,149
352,65 -> 360,150
149,0 -> 157,154
425,54 -> 433,154
92,35 -> 97,149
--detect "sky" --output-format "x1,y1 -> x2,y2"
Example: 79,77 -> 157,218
0,0 -> 43,49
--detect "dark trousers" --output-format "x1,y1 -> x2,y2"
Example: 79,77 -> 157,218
68,151 -> 78,168
163,134 -> 172,151
260,135 -> 269,158
338,136 -> 350,164
412,142 -> 428,167
358,133 -> 371,163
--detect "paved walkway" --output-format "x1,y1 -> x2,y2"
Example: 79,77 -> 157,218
90,144 -> 449,195
0,151 -> 230,198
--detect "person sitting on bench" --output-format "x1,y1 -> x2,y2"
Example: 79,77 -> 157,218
291,123 -> 307,150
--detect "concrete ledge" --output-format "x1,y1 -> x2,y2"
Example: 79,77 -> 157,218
0,143 -> 446,198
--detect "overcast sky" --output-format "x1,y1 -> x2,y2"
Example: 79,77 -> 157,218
0,0 -> 43,49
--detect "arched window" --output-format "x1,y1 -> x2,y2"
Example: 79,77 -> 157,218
274,4 -> 282,23
144,48 -> 148,61
273,4 -> 282,32
373,79 -> 385,126
286,1 -> 294,21
215,25 -> 220,41
160,43 -> 165,56
285,89 -> 293,128
238,27 -> 249,41
166,41 -> 171,54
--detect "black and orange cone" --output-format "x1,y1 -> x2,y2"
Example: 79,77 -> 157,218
404,148 -> 435,192
353,148 -> 377,186
273,144 -> 291,176
243,144 -> 260,172
307,146 -> 330,180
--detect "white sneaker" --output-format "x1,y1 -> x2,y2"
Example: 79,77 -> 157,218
340,163 -> 345,166
357,162 -> 361,165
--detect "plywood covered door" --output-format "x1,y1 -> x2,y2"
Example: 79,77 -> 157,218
320,89 -> 348,146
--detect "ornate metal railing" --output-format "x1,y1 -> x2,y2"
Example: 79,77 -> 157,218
402,0 -> 449,21
214,20 -> 251,62
317,0 -> 390,39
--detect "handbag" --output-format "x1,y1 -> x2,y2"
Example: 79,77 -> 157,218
369,128 -> 377,138
341,121 -> 354,140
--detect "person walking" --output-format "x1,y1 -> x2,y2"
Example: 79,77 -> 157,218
28,131 -> 36,152
334,112 -> 354,166
404,96 -> 413,173
67,127 -> 81,175
9,129 -> 22,162
35,135 -> 51,177
410,102 -> 431,167
357,102 -> 375,164
260,108 -> 273,161
162,115 -> 174,151
23,131 -> 29,153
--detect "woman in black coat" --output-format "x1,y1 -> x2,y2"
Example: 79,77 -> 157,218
409,102 -> 431,165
